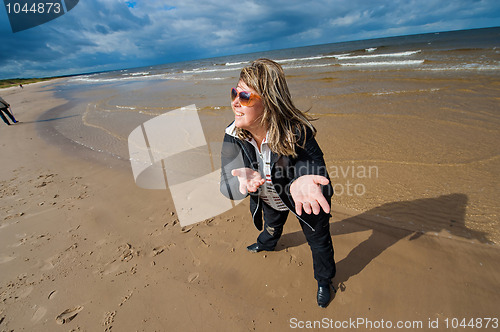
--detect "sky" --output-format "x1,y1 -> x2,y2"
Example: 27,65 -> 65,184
1,0 -> 499,79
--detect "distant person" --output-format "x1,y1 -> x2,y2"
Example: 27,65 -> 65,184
220,59 -> 336,307
19,84 -> 23,89
0,96 -> 19,125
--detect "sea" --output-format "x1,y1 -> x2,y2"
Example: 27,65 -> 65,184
69,27 -> 499,84
38,27 -> 500,243
42,27 -> 500,159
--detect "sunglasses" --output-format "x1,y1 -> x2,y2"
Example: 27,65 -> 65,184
231,87 -> 261,106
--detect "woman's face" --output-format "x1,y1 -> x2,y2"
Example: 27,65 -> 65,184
231,80 -> 265,133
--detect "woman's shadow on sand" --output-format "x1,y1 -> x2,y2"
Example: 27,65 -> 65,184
278,193 -> 491,295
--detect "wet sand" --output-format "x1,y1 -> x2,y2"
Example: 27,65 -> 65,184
1,74 -> 499,331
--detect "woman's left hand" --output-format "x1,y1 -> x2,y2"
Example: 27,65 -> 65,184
290,175 -> 330,215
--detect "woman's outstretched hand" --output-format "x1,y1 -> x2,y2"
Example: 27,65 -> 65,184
290,175 -> 330,215
231,168 -> 265,195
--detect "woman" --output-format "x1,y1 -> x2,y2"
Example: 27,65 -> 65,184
220,58 -> 336,307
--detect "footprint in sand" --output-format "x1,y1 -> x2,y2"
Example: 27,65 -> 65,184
55,306 -> 84,325
150,246 -> 166,257
41,260 -> 55,271
48,290 -> 57,300
18,286 -> 34,299
0,255 -> 15,264
118,243 -> 135,262
31,307 -> 47,323
187,272 -> 199,283
103,311 -> 116,329
102,261 -> 121,276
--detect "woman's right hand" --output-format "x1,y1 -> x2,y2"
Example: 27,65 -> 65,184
231,168 -> 265,195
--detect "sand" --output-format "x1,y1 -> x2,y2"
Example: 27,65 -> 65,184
1,81 -> 499,331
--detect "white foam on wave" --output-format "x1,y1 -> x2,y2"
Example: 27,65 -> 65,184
182,67 -> 241,74
371,88 -> 440,96
184,53 -> 346,74
194,77 -> 228,80
276,54 -> 340,63
121,72 -> 150,76
340,60 -> 424,66
282,59 -> 425,70
224,61 -> 249,66
282,63 -> 333,69
418,64 -> 500,71
69,73 -> 167,83
275,50 -> 418,65
336,50 -> 421,60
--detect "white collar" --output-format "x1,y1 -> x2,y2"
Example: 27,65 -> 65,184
225,122 -> 269,145
225,121 -> 238,137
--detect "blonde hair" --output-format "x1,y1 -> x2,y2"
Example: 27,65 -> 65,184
236,58 -> 316,158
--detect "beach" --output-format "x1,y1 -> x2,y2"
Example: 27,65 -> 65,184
1,28 -> 500,331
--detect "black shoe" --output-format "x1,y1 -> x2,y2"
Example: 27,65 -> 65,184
317,284 -> 331,308
246,243 -> 272,253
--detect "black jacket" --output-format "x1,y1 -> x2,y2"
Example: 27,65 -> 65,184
220,122 -> 333,231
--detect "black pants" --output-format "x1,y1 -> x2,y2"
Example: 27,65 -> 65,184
0,108 -> 16,125
256,202 -> 336,285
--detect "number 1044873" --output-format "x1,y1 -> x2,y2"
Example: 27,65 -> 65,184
6,2 -> 62,14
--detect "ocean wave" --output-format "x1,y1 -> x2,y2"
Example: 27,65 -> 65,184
282,63 -> 334,69
121,72 -> 150,76
224,61 -> 250,66
187,53 -> 345,73
443,48 -> 484,52
340,60 -> 425,66
182,67 -> 242,74
371,88 -> 440,96
280,59 -> 425,69
418,64 -> 500,71
69,73 -> 167,83
193,77 -> 228,80
336,50 -> 421,60
269,50 -> 419,66
276,54 -> 340,63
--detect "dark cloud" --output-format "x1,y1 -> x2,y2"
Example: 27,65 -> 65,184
0,0 -> 499,79
95,24 -> 109,34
